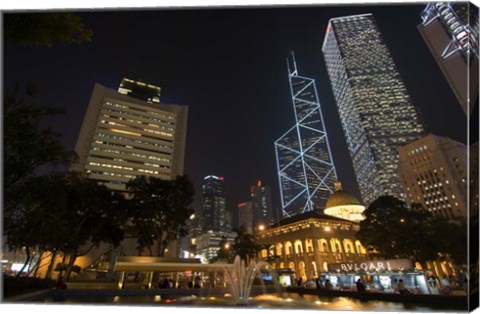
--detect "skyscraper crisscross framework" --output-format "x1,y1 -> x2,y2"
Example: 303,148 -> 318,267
275,54 -> 337,218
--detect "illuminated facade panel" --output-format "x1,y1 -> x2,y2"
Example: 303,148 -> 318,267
72,83 -> 188,191
322,13 -> 425,206
118,77 -> 162,104
201,175 -> 227,233
398,134 -> 468,219
418,2 -> 479,117
275,54 -> 338,218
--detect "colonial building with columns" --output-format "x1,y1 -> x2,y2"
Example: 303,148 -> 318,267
256,210 -> 368,281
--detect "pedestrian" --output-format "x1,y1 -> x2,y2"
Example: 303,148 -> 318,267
315,277 -> 322,290
194,276 -> 201,288
297,277 -> 303,287
324,279 -> 332,290
168,278 -> 174,288
356,279 -> 365,292
397,279 -> 409,294
162,278 -> 169,288
392,279 -> 398,293
56,276 -> 67,290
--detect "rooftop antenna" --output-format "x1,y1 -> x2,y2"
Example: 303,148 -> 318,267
286,51 -> 298,76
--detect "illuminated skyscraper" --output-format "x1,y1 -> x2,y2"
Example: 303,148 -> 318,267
237,201 -> 254,234
72,82 -> 188,192
275,53 -> 337,218
322,13 -> 425,206
201,175 -> 227,232
250,180 -> 276,228
418,2 -> 479,117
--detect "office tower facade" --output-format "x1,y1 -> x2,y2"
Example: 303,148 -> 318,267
418,2 -> 479,117
118,77 -> 161,104
237,201 -> 254,234
275,53 -> 338,218
398,134 -> 468,219
72,82 -> 188,192
322,13 -> 425,206
201,175 -> 227,232
250,180 -> 276,228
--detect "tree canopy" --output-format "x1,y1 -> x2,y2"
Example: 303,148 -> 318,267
357,195 -> 467,266
4,84 -> 72,214
230,225 -> 261,263
126,175 -> 195,257
4,13 -> 93,46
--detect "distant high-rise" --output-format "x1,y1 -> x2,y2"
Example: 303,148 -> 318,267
118,77 -> 162,104
398,134 -> 468,219
237,201 -> 254,234
201,175 -> 227,232
275,53 -> 338,218
250,180 -> 276,227
322,13 -> 425,206
72,82 -> 188,192
418,2 -> 479,117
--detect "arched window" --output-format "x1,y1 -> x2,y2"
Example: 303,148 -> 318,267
288,261 -> 295,270
346,244 -> 352,253
298,261 -> 306,280
322,242 -> 328,252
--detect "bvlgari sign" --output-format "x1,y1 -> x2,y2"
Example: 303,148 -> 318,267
328,259 -> 414,272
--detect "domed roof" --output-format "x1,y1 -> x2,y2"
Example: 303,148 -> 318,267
325,182 -> 363,209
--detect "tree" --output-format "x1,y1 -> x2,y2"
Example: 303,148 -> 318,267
3,84 -> 72,215
357,195 -> 467,267
58,172 -> 129,280
357,196 -> 440,262
5,172 -> 130,280
4,172 -> 69,278
4,13 -> 93,47
126,175 -> 195,257
231,225 -> 261,263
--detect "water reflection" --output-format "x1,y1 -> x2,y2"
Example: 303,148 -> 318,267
38,292 -> 462,311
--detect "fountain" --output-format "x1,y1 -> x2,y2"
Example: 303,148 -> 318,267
221,255 -> 282,305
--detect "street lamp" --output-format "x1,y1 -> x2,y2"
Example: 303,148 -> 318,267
258,224 -> 265,231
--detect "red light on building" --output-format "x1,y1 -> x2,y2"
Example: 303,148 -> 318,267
238,203 -> 246,207
219,177 -> 224,181
257,180 -> 262,187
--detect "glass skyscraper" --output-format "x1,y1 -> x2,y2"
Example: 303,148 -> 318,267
322,13 -> 425,206
275,53 -> 337,218
201,175 -> 227,232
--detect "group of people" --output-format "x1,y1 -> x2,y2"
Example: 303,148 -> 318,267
157,278 -> 175,289
298,277 -> 334,290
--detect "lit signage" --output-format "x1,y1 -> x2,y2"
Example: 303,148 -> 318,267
328,259 -> 413,272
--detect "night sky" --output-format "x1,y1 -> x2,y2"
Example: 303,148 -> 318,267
4,3 -> 467,219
